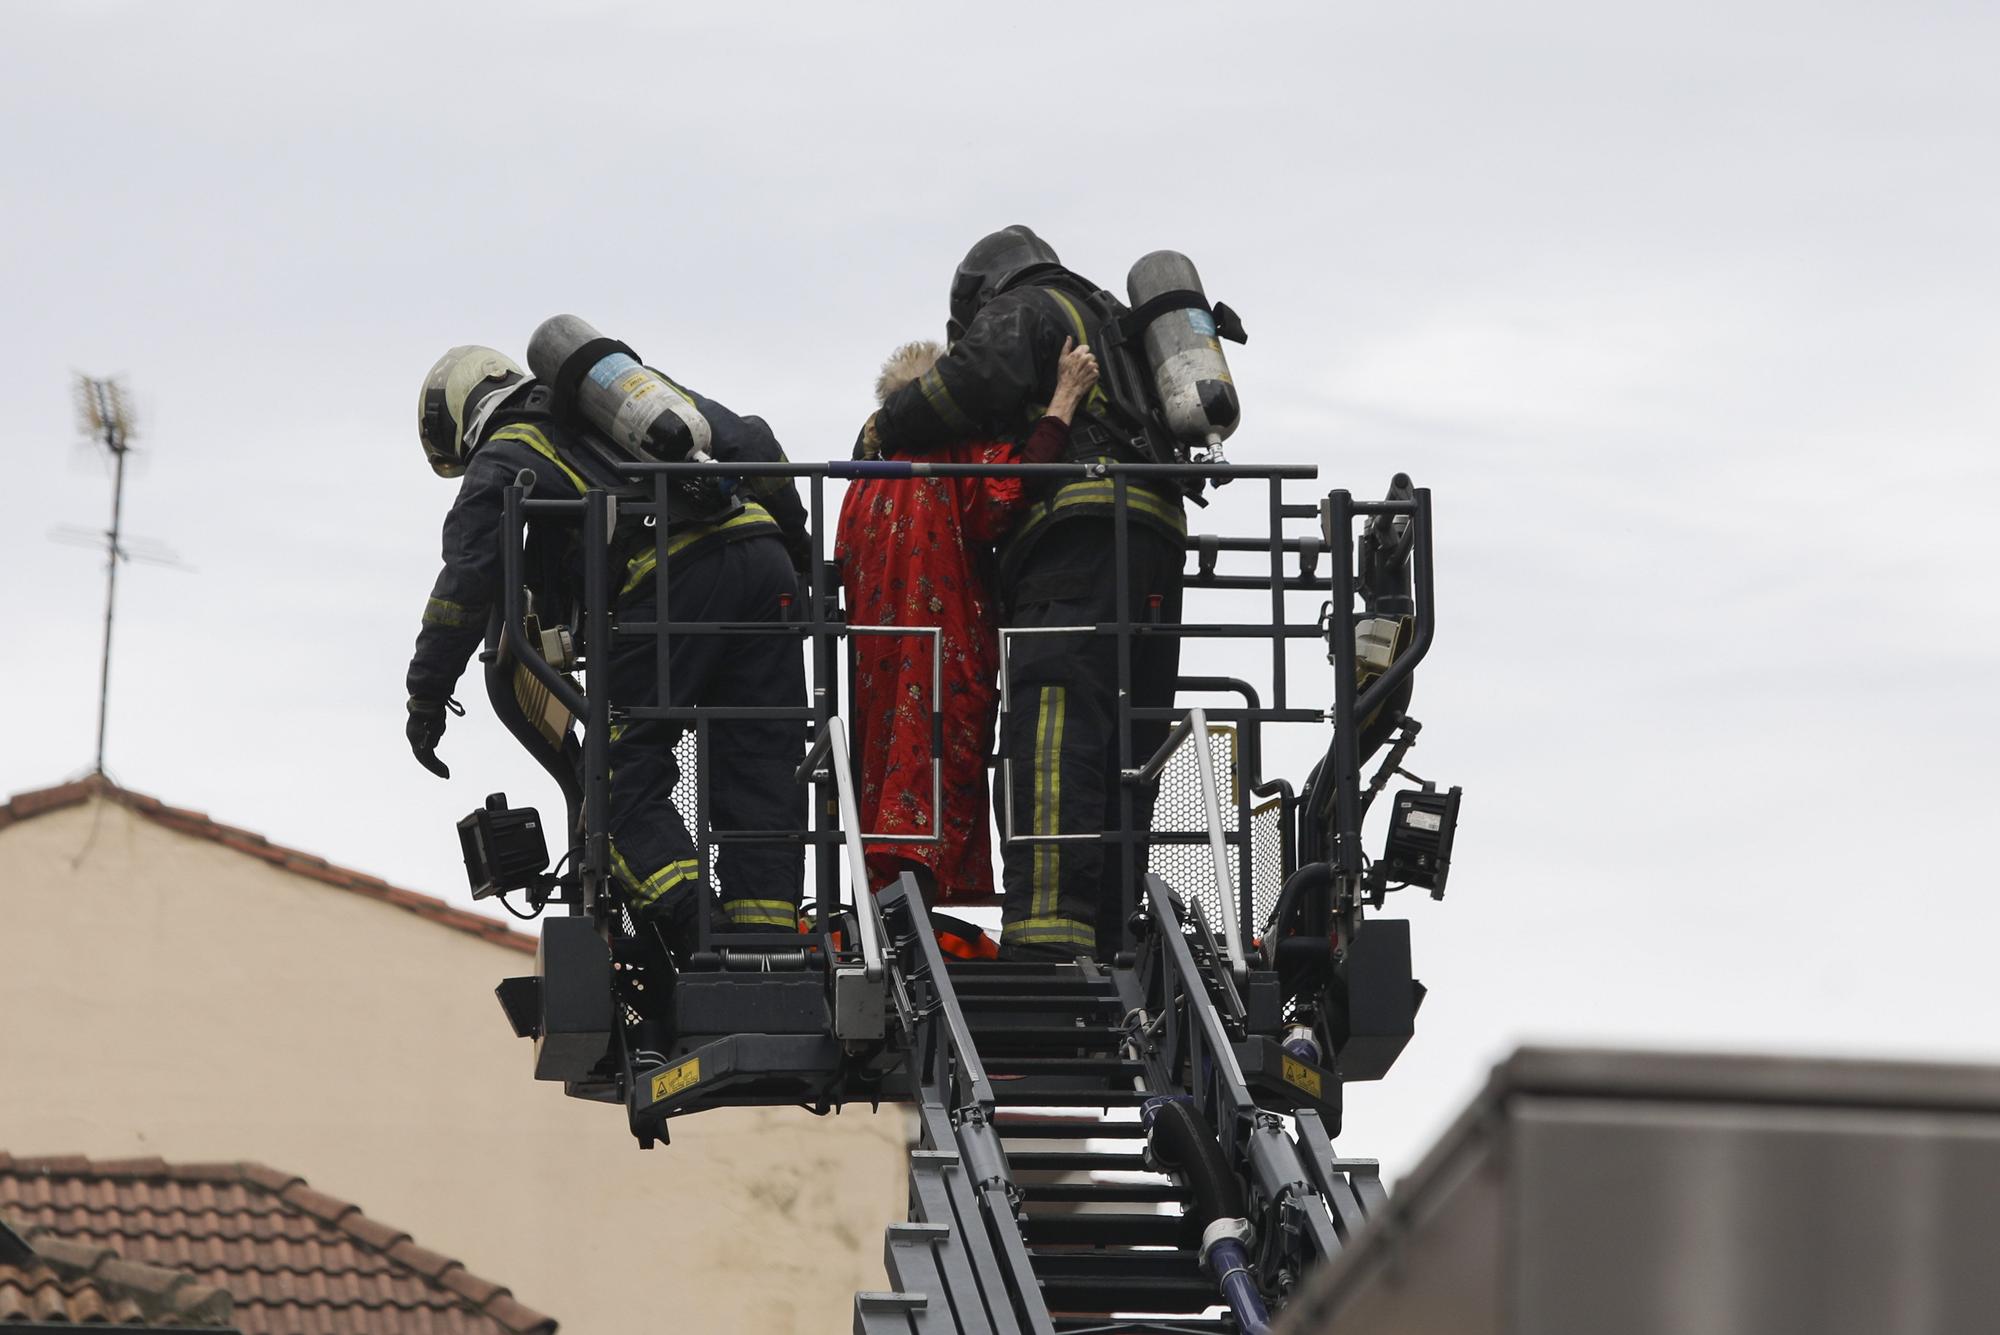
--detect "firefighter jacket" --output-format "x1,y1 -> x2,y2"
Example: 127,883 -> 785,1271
407,392 -> 806,703
874,271 -> 1186,585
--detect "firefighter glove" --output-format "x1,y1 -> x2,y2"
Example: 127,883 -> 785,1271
406,695 -> 464,779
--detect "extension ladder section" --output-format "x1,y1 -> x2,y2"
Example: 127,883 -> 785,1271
858,879 -> 1385,1335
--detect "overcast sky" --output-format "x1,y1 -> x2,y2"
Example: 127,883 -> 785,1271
5,0 -> 1996,1179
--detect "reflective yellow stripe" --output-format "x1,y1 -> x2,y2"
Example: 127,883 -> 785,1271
1012,478 -> 1189,553
1005,916 -> 1095,948
918,366 -> 974,433
422,596 -> 479,629
620,502 -> 780,595
1042,291 -> 1111,415
1030,685 -> 1066,923
610,843 -> 701,909
488,424 -> 589,494
723,898 -> 798,927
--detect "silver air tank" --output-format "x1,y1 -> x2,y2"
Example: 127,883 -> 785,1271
1125,251 -> 1240,457
526,314 -> 712,462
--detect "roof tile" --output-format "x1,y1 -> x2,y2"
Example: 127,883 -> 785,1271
337,1213 -> 409,1253
276,1184 -> 358,1227
435,1266 -> 506,1308
386,1240 -> 456,1280
0,1156 -> 556,1333
483,1292 -> 560,1334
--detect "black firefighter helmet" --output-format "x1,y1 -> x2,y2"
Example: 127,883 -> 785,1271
947,225 -> 1065,344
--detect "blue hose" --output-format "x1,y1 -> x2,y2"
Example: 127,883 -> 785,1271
1208,1239 -> 1274,1335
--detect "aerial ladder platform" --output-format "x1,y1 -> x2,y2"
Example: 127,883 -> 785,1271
462,457 -> 1462,1333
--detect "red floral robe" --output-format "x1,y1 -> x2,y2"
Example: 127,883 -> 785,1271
835,440 -> 1030,902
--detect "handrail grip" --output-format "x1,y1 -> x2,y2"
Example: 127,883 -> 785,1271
796,719 -> 886,982
499,480 -> 590,722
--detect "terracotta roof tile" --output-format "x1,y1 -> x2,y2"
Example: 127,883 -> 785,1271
1,1215 -> 232,1328
384,1240 -> 454,1281
0,1157 -> 556,1334
276,1185 -> 358,1228
2,777 -> 534,956
337,1214 -> 410,1254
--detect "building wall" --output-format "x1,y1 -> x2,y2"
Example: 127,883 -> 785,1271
0,798 -> 907,1333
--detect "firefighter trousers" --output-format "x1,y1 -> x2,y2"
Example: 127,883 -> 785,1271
606,534 -> 807,929
997,519 -> 1184,957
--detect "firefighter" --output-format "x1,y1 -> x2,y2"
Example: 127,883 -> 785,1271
407,345 -> 809,936
864,227 -> 1189,962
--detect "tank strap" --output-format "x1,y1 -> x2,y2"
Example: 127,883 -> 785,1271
1121,290 -> 1249,345
620,502 -> 781,595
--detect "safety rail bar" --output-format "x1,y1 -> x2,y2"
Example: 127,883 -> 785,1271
1320,486 -> 1437,901
796,719 -> 887,982
497,454 -> 1398,959
1134,708 -> 1247,977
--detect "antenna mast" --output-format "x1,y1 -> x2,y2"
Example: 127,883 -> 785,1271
73,375 -> 136,776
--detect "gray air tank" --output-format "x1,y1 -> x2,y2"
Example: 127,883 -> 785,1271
526,314 -> 712,462
1125,251 -> 1240,456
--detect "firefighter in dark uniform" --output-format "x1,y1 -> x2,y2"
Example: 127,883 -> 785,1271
865,227 -> 1188,961
407,346 -> 809,934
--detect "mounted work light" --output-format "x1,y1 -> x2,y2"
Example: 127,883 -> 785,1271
1378,785 -> 1461,898
458,792 -> 551,900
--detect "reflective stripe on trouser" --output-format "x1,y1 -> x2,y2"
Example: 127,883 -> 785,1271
997,519 -> 1185,955
606,535 -> 807,922
722,898 -> 798,928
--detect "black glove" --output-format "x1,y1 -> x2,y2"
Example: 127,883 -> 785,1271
406,696 -> 463,779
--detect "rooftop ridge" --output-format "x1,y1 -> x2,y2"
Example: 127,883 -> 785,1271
0,776 -> 534,956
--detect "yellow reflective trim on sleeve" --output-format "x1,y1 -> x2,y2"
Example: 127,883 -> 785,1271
620,502 -> 780,596
918,366 -> 975,434
422,596 -> 480,629
487,424 -> 590,495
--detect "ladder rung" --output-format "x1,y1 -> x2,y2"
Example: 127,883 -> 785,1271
994,1117 -> 1149,1139
986,1056 -> 1146,1078
992,1088 -> 1156,1107
1008,1150 -> 1152,1173
1020,1212 -> 1194,1248
1018,1180 -> 1186,1203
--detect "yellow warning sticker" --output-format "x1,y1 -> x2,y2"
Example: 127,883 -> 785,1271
650,1057 -> 700,1104
1282,1055 -> 1323,1099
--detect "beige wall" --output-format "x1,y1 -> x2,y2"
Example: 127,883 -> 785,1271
0,798 -> 907,1333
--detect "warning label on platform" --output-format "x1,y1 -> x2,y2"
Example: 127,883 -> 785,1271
1282,1055 -> 1323,1099
651,1057 -> 701,1104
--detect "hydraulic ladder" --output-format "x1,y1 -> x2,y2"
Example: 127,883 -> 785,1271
858,874 -> 1387,1335
474,463 -> 1453,1332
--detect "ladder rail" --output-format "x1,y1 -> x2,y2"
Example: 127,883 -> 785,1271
799,719 -> 888,982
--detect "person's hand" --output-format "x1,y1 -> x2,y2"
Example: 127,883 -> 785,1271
406,696 -> 462,779
1055,336 -> 1098,398
1048,337 -> 1098,423
853,410 -> 884,460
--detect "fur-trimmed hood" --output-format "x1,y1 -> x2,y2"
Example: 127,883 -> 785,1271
875,339 -> 944,406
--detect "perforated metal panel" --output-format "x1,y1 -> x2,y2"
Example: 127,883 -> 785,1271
1146,724 -> 1285,942
665,728 -> 718,892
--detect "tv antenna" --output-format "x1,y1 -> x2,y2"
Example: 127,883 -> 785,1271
59,375 -> 185,776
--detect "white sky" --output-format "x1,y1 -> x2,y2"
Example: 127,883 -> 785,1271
4,0 -> 1997,1180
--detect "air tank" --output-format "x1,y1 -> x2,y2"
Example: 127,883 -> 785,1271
1125,251 -> 1240,455
526,314 -> 712,462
